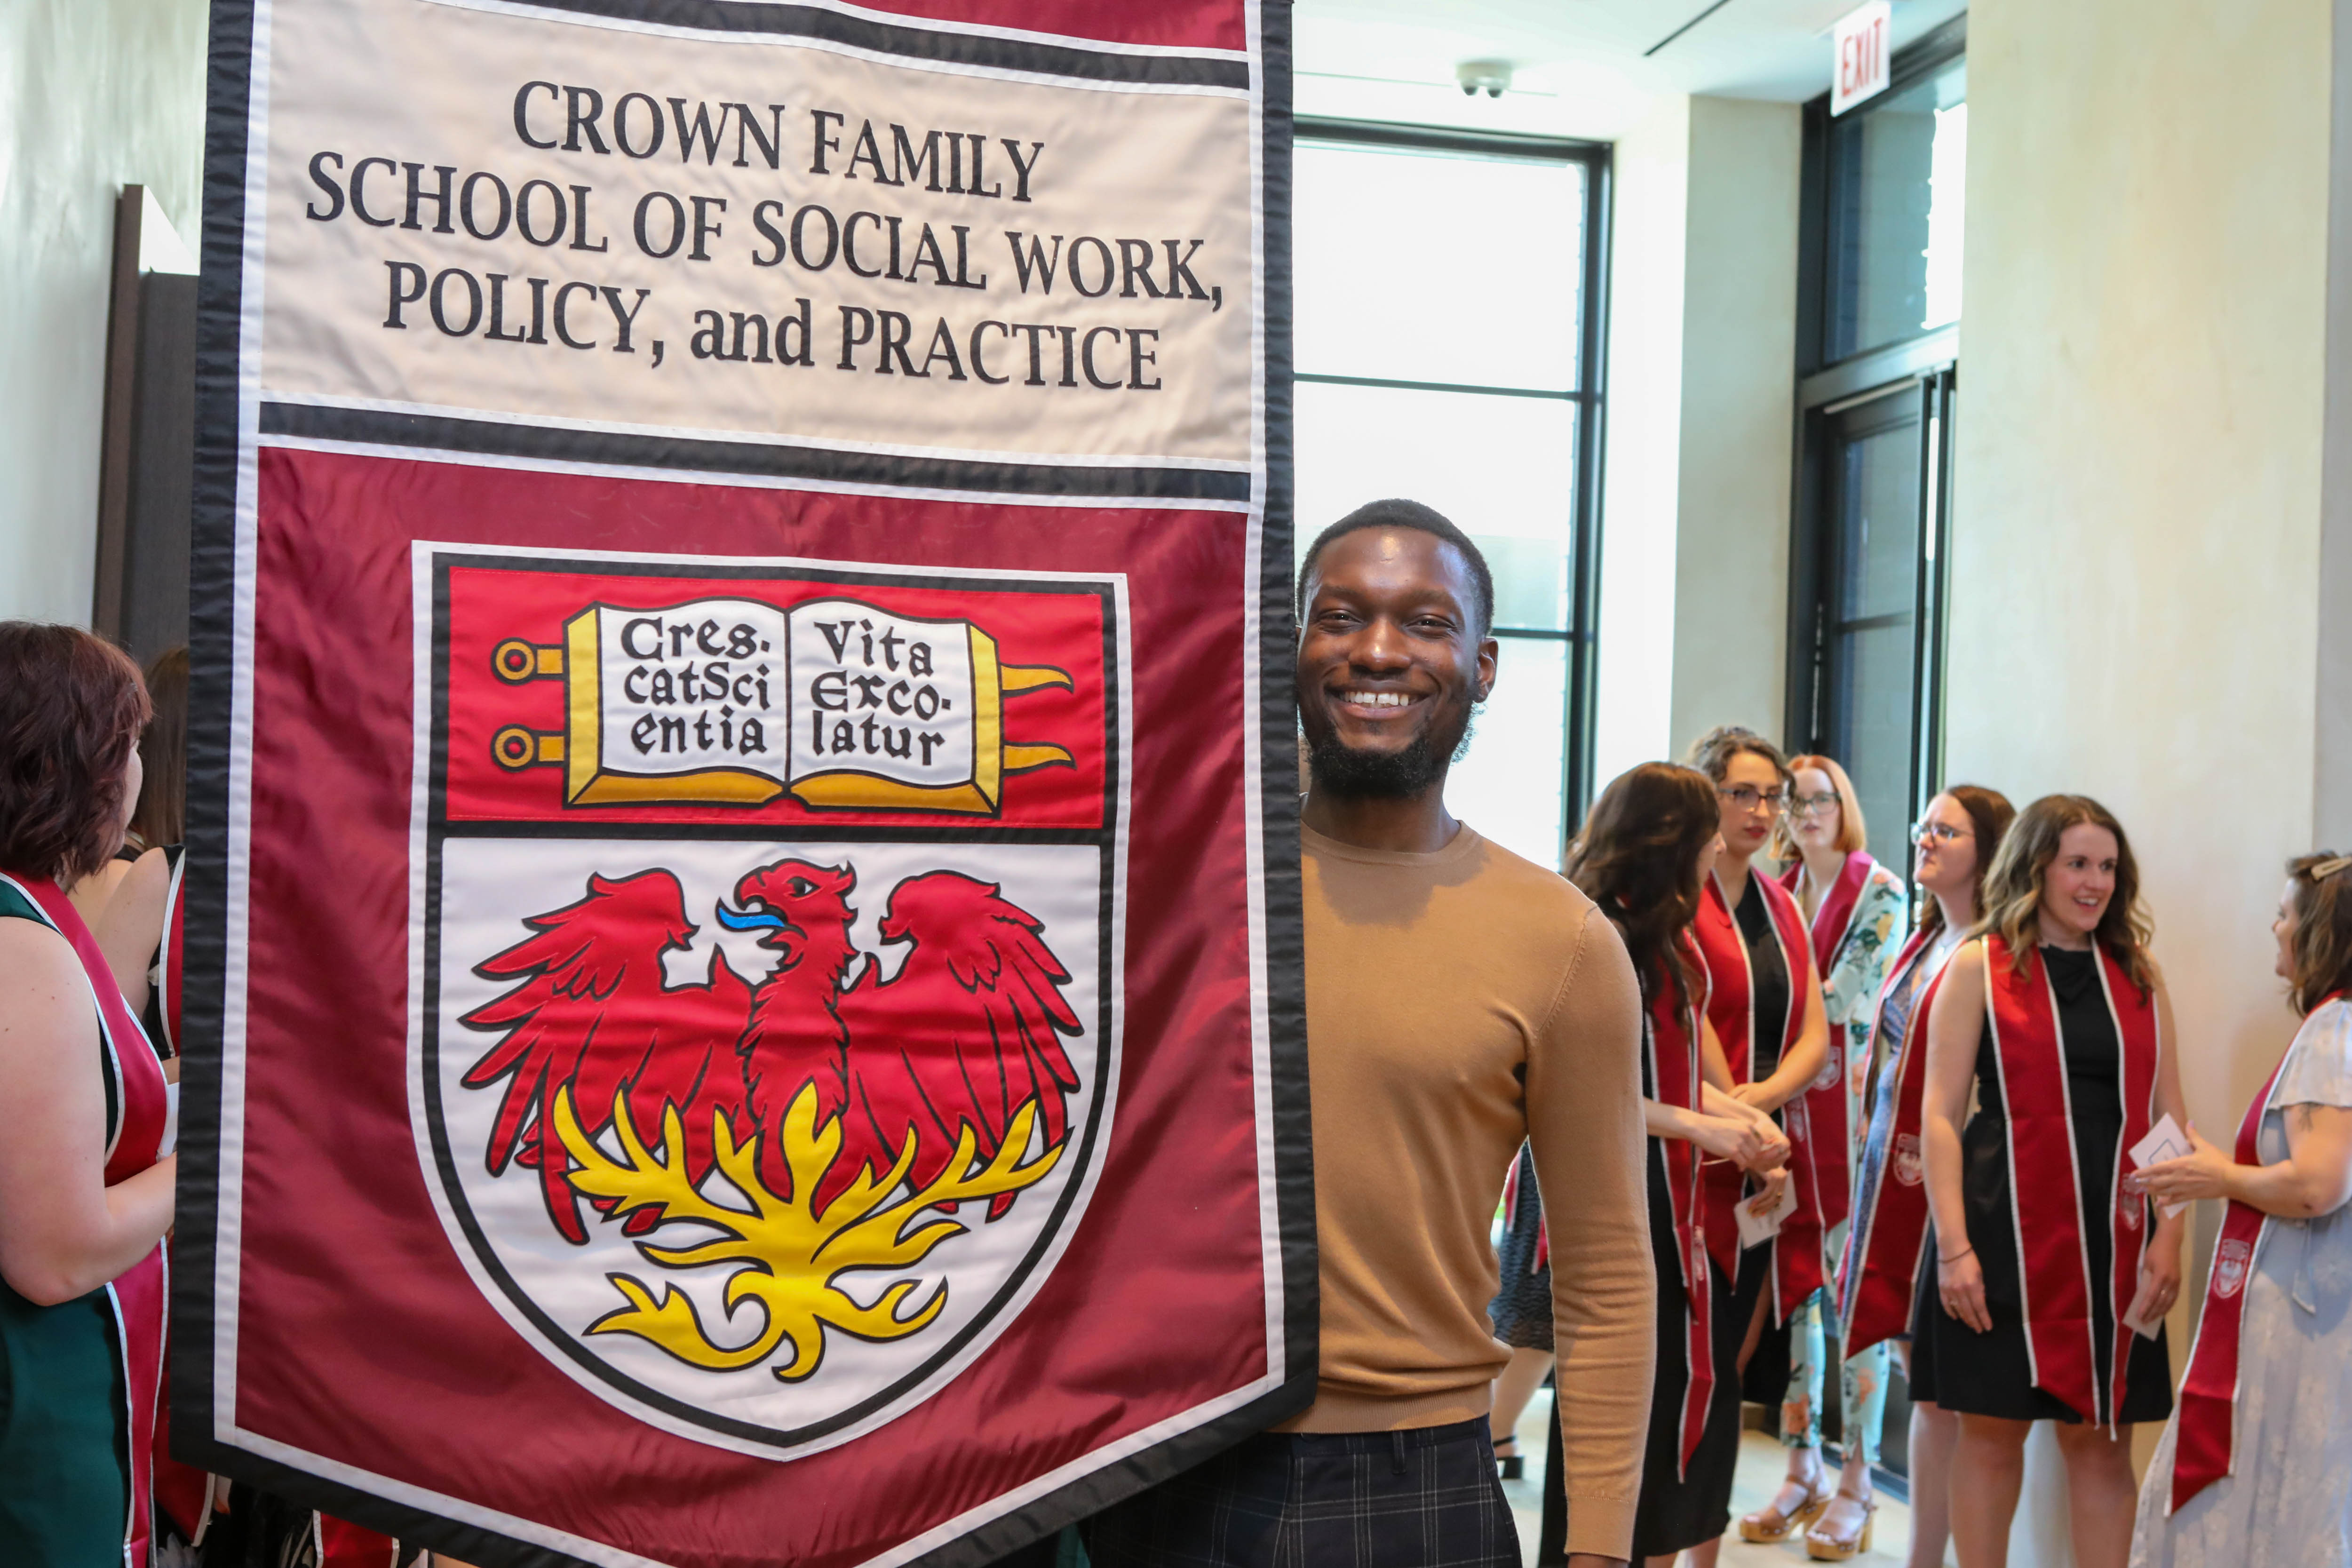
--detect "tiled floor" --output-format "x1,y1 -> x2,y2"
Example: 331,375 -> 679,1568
1499,1393 -> 1925,1565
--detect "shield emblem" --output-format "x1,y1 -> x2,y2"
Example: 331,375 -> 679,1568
2120,1182 -> 2145,1232
1812,1045 -> 1842,1093
2215,1238 -> 2253,1299
1892,1134 -> 1923,1187
1783,1097 -> 1810,1141
415,545 -> 1126,1453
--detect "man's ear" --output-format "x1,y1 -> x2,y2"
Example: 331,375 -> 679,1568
1474,635 -> 1500,703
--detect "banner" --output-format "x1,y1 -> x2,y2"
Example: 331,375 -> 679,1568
179,3 -> 1305,1564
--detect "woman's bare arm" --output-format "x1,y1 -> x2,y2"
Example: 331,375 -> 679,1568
0,921 -> 177,1305
1922,941 -> 1991,1332
1738,959 -> 1831,1112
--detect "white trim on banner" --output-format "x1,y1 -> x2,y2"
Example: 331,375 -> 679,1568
214,0 -> 279,1442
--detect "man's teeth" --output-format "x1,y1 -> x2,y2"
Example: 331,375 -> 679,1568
1343,691 -> 1411,708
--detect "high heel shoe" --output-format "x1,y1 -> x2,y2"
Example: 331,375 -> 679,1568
1804,1495 -> 1875,1560
1736,1474 -> 1833,1543
1493,1434 -> 1524,1481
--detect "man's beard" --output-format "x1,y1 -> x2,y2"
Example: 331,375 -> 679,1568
1303,695 -> 1478,800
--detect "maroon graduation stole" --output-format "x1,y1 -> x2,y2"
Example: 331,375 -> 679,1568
1835,928 -> 1950,1354
1694,870 -> 1824,1318
2167,993 -> 2347,1512
1,872 -> 170,1567
1645,939 -> 1714,1473
1779,851 -> 1873,1236
1984,934 -> 2159,1427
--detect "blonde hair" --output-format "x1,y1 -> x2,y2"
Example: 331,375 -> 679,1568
1975,794 -> 2154,994
1773,754 -> 1866,860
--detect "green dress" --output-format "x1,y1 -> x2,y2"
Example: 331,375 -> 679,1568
0,876 -> 143,1563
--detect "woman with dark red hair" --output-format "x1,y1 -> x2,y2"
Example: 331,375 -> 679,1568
0,621 -> 178,1565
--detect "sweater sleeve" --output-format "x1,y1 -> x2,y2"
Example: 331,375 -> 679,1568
1526,907 -> 1656,1560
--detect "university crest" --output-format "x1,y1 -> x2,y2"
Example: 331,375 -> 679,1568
412,544 -> 1127,1453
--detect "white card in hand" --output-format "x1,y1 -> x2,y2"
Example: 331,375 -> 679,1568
2128,1113 -> 2192,1220
1735,1174 -> 1798,1250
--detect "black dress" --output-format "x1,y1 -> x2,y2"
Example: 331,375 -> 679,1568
1489,1144 -> 1553,1351
1909,946 -> 2172,1424
1731,881 -> 1793,1404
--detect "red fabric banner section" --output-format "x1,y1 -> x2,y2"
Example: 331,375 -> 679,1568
224,448 -> 1273,1564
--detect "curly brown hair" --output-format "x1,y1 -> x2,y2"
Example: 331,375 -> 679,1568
1917,783 -> 2017,939
1564,763 -> 1721,1013
1977,794 -> 2154,994
0,622 -> 151,882
2285,852 -> 2352,1016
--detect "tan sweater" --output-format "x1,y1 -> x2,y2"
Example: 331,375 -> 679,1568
1281,823 -> 1655,1560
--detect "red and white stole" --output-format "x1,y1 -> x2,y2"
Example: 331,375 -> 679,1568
0,872 -> 170,1568
1694,869 -> 1823,1318
1835,927 -> 1953,1354
1984,934 -> 2159,1427
2167,994 -> 2347,1512
1645,940 -> 1713,1474
1780,852 -> 1873,1234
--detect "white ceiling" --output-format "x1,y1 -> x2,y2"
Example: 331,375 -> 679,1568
1296,0 -> 1967,109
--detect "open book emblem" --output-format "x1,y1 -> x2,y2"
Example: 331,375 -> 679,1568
488,597 -> 1074,814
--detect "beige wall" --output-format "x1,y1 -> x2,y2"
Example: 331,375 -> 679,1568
1666,95 -> 1801,759
1951,7 -> 2337,1555
0,0 -> 208,625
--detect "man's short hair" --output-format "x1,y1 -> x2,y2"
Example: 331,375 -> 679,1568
1295,499 -> 1495,638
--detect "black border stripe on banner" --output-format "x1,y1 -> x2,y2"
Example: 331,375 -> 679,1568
177,0 -> 1310,1562
259,401 -> 1253,502
496,0 -> 1252,88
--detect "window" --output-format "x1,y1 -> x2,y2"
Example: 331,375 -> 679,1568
1293,121 -> 1610,868
1817,55 -> 1969,366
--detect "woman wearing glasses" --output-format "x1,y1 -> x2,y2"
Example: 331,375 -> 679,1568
1916,796 -> 2185,1568
1747,756 -> 1906,1559
1682,726 -> 1831,1556
2129,852 -> 2352,1568
1837,784 -> 2014,1568
1564,763 -> 1789,1568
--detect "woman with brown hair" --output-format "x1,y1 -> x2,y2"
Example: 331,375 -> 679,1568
1837,783 -> 2015,1568
0,621 -> 177,1565
2128,852 -> 2352,1567
1916,796 -> 2186,1568
1679,726 -> 1831,1552
1564,762 -> 1789,1568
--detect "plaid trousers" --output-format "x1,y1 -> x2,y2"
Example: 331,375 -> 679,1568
1085,1419 -> 1519,1568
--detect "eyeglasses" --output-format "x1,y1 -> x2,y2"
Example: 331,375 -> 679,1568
1790,792 -> 1841,819
1913,821 -> 1973,846
1718,786 -> 1788,814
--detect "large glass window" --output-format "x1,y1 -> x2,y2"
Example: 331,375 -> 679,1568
1293,123 -> 1608,868
1816,53 -> 1968,366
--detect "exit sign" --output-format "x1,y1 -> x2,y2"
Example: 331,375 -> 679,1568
1832,1 -> 1892,115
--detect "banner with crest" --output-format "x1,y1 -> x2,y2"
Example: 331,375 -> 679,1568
179,3 -> 1304,1564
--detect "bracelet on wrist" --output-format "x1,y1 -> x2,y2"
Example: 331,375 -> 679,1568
1939,1245 -> 1975,1265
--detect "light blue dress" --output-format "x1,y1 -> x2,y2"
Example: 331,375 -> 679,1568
2132,998 -> 2352,1568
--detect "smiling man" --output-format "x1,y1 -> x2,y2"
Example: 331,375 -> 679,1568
1088,499 -> 1654,1568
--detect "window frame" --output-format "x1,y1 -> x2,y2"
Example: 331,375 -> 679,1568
1293,117 -> 1614,850
1794,13 -> 1969,380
